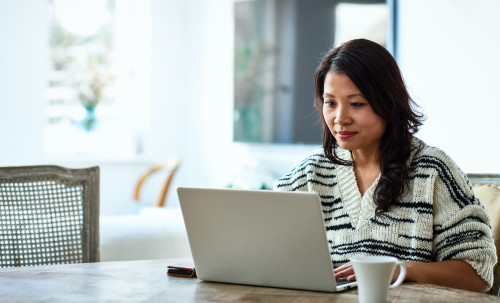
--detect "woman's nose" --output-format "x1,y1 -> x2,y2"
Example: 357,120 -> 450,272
334,107 -> 350,125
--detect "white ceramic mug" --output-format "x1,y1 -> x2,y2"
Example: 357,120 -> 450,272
351,256 -> 406,303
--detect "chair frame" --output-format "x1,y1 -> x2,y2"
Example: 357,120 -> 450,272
133,157 -> 180,207
0,165 -> 100,265
468,174 -> 500,185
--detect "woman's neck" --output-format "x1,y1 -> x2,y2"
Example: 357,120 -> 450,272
351,149 -> 379,170
351,150 -> 381,196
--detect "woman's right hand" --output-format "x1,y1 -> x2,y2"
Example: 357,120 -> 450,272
334,261 -> 356,281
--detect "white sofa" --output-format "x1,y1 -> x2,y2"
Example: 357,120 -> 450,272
100,207 -> 192,261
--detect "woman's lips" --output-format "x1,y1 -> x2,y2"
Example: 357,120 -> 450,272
336,131 -> 357,140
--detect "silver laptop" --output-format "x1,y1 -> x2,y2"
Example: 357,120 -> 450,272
177,187 -> 357,292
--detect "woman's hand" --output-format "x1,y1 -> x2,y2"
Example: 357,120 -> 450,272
334,261 -> 400,282
334,261 -> 356,281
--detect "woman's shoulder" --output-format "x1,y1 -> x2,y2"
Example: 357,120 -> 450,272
286,146 -> 352,175
292,148 -> 334,170
410,137 -> 466,178
411,137 -> 457,164
274,148 -> 335,190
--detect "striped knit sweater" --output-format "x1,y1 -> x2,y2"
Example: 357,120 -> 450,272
274,138 -> 497,287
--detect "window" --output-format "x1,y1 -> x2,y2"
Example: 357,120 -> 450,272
45,0 -> 151,159
233,0 -> 391,145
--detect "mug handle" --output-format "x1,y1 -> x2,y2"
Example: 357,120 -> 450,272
389,261 -> 407,288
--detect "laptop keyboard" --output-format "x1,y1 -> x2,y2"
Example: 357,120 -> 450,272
336,278 -> 352,286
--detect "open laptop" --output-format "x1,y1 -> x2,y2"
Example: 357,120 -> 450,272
176,187 -> 357,292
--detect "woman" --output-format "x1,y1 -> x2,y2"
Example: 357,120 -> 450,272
274,39 -> 496,292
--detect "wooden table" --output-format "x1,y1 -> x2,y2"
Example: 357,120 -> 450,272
0,258 -> 499,302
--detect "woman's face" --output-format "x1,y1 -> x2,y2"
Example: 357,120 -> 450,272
322,71 -> 387,157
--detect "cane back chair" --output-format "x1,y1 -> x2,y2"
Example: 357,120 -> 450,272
0,165 -> 99,267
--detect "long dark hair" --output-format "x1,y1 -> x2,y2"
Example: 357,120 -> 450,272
313,39 -> 424,214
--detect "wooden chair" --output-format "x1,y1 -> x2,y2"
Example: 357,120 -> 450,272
133,157 -> 181,207
468,173 -> 500,296
0,165 -> 100,267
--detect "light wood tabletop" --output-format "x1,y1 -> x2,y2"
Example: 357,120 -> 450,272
0,258 -> 499,303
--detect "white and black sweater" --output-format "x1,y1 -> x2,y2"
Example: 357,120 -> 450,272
274,139 -> 497,287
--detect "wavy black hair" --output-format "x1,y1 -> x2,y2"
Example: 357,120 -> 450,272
313,39 -> 424,215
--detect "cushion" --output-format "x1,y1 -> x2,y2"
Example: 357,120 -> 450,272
473,184 -> 500,241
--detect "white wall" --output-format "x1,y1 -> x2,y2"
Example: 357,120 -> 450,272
397,0 -> 500,173
0,0 -> 47,164
1,0 -> 499,216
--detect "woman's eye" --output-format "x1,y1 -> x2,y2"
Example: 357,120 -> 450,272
324,100 -> 336,106
351,102 -> 365,108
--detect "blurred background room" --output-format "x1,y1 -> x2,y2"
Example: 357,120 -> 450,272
1,0 -> 499,261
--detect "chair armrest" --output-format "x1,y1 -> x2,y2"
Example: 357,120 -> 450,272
133,157 -> 181,207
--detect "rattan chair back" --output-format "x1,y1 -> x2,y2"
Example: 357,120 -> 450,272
0,165 -> 99,267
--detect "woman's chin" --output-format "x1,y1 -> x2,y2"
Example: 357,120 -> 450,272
336,141 -> 355,151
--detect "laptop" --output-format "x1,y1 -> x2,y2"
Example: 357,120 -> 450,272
176,187 -> 357,292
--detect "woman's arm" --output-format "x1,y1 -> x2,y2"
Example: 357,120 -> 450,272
334,259 -> 490,293
404,260 -> 489,293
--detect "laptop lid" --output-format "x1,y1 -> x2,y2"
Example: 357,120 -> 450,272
177,187 -> 356,292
